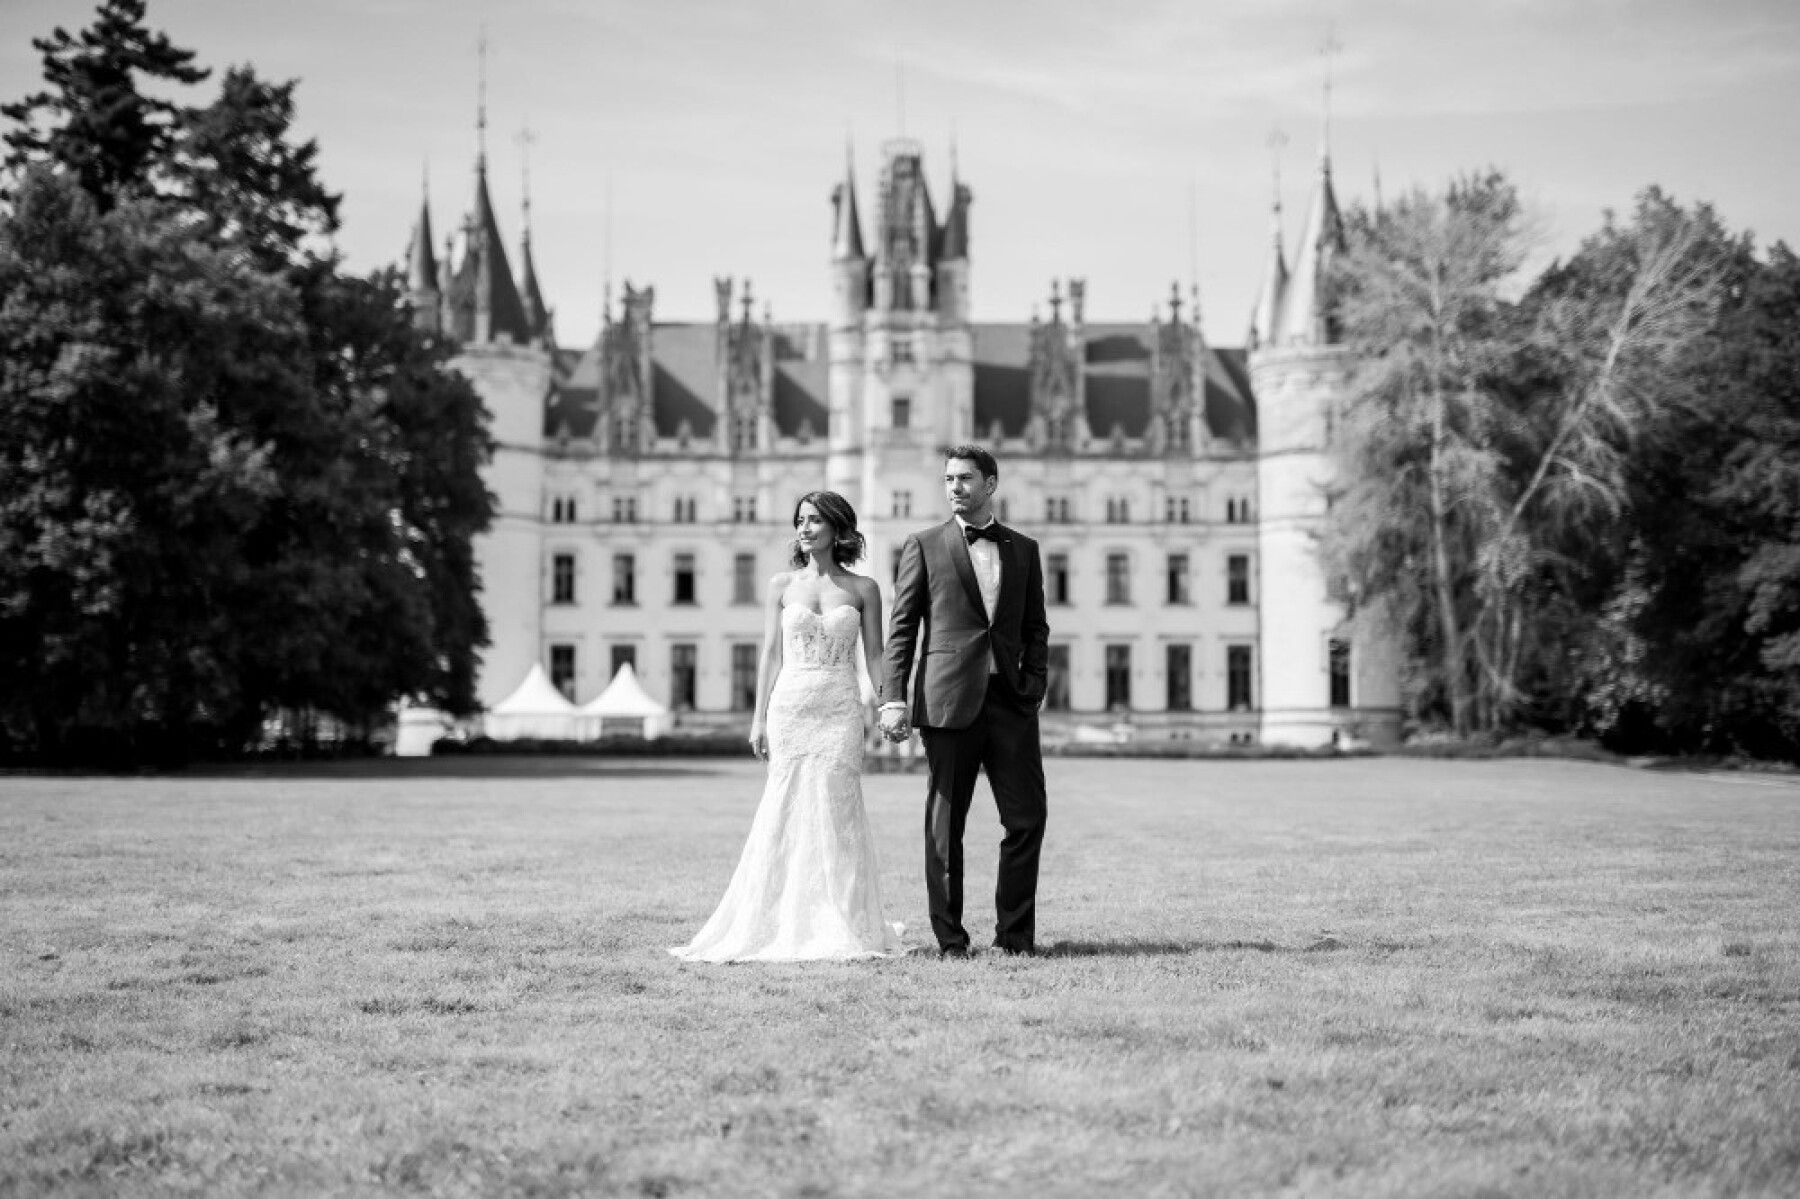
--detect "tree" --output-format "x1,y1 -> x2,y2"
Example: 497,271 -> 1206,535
1325,173 -> 1528,734
0,2 -> 493,760
1,0 -> 205,210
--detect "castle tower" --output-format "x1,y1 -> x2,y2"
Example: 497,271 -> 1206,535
829,137 -> 974,516
1249,152 -> 1400,746
826,146 -> 870,497
443,118 -> 554,707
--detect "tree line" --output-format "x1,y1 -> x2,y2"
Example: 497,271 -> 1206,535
1326,175 -> 1800,761
0,0 -> 493,764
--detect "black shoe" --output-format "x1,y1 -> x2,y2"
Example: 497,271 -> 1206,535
938,944 -> 971,959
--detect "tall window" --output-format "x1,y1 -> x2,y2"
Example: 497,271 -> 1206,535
673,553 -> 696,604
613,495 -> 637,523
1166,554 -> 1191,605
550,496 -> 578,523
891,490 -> 912,519
1227,496 -> 1254,524
732,496 -> 756,523
1227,554 -> 1250,605
1045,496 -> 1072,524
1105,496 -> 1130,524
1165,495 -> 1190,524
673,496 -> 697,523
550,644 -> 576,700
731,643 -> 758,711
1228,645 -> 1254,710
610,644 -> 636,678
890,338 -> 914,364
1046,645 -> 1071,711
611,553 -> 636,605
1105,553 -> 1131,605
1166,644 -> 1192,711
892,396 -> 911,430
551,553 -> 576,604
1329,639 -> 1352,707
670,644 -> 697,710
1105,644 -> 1132,710
1047,553 -> 1071,605
733,553 -> 757,605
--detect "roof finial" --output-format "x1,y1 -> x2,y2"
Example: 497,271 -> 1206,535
1320,23 -> 1342,170
516,121 -> 536,237
602,176 -> 613,326
949,123 -> 959,182
895,59 -> 906,135
1267,125 -> 1289,230
476,28 -> 488,167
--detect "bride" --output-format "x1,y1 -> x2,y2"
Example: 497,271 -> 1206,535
670,491 -> 906,962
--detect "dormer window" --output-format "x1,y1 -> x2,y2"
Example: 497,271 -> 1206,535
890,338 -> 914,365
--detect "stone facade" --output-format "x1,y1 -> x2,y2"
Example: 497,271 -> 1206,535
403,138 -> 1403,747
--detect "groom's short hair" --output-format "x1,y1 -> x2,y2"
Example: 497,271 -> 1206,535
943,443 -> 998,482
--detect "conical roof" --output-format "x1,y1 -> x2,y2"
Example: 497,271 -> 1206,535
940,182 -> 971,260
1273,156 -> 1345,346
832,149 -> 866,260
1248,202 -> 1287,349
406,195 -> 437,292
448,158 -> 533,344
519,230 -> 548,338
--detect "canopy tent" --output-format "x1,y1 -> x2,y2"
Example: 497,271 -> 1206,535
577,662 -> 670,739
484,663 -> 580,740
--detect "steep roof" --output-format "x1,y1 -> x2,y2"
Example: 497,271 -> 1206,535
447,160 -> 533,345
1247,203 -> 1288,349
832,150 -> 866,261
649,325 -> 718,439
1274,157 -> 1345,346
519,233 -> 548,339
406,195 -> 437,292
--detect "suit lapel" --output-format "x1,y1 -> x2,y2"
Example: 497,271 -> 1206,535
944,521 -> 987,620
994,524 -> 1020,624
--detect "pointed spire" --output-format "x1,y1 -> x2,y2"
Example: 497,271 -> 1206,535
517,123 -> 547,338
1248,131 -> 1289,350
1273,153 -> 1345,346
444,69 -> 532,345
831,141 -> 866,260
475,29 -> 489,168
406,167 -> 437,292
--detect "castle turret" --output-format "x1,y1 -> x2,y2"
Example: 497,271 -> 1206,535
936,154 -> 972,323
1250,152 -> 1399,746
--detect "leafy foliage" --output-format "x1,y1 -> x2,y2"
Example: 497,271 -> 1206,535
0,1 -> 492,762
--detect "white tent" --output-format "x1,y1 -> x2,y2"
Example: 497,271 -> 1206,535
484,663 -> 581,740
577,662 -> 670,740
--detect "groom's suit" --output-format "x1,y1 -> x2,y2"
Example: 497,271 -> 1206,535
882,519 -> 1050,953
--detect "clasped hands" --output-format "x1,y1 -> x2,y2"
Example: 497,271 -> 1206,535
877,706 -> 911,743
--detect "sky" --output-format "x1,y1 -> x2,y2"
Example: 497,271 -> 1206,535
4,0 -> 1797,344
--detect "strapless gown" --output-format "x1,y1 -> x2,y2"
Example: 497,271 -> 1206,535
670,605 -> 906,962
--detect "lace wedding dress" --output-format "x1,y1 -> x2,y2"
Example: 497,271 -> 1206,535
670,605 -> 906,962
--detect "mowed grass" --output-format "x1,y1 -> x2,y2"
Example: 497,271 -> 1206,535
2,757 -> 1798,1197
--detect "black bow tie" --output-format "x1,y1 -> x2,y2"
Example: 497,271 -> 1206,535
963,523 -> 1001,545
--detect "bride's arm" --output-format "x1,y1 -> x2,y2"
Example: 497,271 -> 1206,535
748,573 -> 787,758
857,575 -> 885,694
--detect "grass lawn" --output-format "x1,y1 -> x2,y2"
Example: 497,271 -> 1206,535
3,756 -> 1798,1197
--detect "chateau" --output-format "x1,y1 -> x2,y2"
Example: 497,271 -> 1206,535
401,135 -> 1401,747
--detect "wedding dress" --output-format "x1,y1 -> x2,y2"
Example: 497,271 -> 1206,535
670,605 -> 906,962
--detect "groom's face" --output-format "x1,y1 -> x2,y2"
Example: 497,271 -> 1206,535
944,458 -> 997,523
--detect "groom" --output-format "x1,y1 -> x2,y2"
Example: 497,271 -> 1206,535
880,445 -> 1050,957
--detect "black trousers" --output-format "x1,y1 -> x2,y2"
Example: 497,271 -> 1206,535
919,676 -> 1048,952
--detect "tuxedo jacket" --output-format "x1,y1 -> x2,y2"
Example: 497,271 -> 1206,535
881,519 -> 1050,730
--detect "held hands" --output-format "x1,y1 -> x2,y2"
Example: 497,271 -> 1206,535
748,721 -> 769,760
877,706 -> 911,743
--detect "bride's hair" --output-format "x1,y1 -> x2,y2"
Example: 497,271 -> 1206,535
790,491 -> 866,568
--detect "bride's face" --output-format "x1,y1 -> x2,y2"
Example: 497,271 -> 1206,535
794,502 -> 837,556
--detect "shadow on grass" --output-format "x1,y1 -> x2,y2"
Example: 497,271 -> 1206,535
179,757 -> 729,781
1044,938 -> 1292,958
1041,935 -> 1370,958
